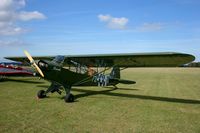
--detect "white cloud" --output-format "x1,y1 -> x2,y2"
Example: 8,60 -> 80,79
0,0 -> 46,36
98,14 -> 129,30
0,39 -> 25,47
98,14 -> 111,22
137,23 -> 164,32
0,26 -> 26,36
17,11 -> 46,21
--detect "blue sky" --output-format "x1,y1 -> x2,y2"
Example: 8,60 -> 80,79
0,0 -> 200,61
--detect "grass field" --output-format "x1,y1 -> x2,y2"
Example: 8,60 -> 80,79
0,68 -> 200,133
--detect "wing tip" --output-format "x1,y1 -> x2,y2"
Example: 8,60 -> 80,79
183,53 -> 195,63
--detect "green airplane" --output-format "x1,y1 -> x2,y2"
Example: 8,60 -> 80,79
6,51 -> 195,103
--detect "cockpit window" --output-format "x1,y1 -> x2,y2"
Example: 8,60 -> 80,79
52,56 -> 65,64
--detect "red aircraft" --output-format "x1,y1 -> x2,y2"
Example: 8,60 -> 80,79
0,64 -> 34,78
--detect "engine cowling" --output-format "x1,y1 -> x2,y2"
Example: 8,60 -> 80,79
38,60 -> 49,70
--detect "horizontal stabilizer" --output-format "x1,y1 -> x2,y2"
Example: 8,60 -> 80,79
110,78 -> 136,84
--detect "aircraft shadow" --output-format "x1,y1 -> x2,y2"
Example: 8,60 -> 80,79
1,78 -> 44,84
73,88 -> 200,104
36,85 -> 200,104
37,85 -> 139,91
103,86 -> 139,91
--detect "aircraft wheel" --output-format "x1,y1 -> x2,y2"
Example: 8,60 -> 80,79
37,90 -> 46,98
64,93 -> 74,103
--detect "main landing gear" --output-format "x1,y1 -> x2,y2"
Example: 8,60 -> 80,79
36,83 -> 75,103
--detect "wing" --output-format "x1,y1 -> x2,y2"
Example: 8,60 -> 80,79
5,52 -> 195,67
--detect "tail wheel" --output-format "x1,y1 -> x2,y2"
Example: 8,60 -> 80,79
37,90 -> 46,98
64,93 -> 74,103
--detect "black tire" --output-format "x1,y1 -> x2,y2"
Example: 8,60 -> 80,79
64,93 -> 74,103
37,90 -> 46,98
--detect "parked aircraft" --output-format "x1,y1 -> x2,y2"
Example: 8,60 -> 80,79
5,51 -> 195,102
0,64 -> 34,80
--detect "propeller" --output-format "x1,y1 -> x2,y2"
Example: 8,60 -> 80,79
24,50 -> 44,77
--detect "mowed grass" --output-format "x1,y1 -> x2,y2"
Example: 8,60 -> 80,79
0,68 -> 200,133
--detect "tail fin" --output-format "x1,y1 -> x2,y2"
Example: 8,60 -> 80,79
110,66 -> 120,79
109,67 -> 136,85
